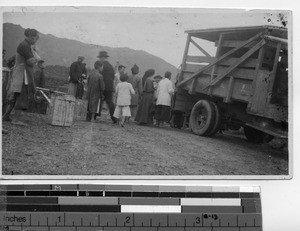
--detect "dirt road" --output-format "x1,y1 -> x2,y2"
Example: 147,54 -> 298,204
2,111 -> 288,175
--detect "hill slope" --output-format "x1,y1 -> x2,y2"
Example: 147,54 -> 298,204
3,23 -> 177,77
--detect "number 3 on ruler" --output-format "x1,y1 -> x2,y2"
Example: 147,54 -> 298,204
196,217 -> 201,224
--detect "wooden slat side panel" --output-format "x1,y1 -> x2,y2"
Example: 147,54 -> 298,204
183,75 -> 211,94
184,63 -> 211,73
180,72 -> 206,94
213,66 -> 257,80
231,80 -> 253,102
173,93 -> 196,112
218,58 -> 258,69
219,40 -> 258,48
186,56 -> 215,63
186,56 -> 258,69
204,39 -> 266,90
186,55 -> 216,63
177,32 -> 264,87
209,79 -> 252,103
182,67 -> 255,81
181,71 -> 252,103
181,72 -> 252,100
248,70 -> 271,114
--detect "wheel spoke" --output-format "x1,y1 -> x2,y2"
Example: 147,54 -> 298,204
196,109 -> 208,129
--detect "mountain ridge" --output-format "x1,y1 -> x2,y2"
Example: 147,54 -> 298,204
3,22 -> 178,77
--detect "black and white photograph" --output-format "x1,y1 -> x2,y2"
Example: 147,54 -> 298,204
1,6 -> 291,176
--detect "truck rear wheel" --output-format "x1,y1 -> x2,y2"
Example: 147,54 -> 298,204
207,102 -> 221,136
189,100 -> 216,136
244,126 -> 265,143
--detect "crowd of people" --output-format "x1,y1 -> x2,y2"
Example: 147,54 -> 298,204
69,51 -> 175,127
2,27 -> 176,128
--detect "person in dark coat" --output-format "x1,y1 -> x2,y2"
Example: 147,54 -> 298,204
76,63 -> 87,99
135,69 -> 156,125
142,69 -> 155,87
86,61 -> 105,122
68,56 -> 85,97
97,51 -> 117,123
127,64 -> 143,120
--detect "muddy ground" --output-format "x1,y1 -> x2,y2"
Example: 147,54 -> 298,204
2,110 -> 288,175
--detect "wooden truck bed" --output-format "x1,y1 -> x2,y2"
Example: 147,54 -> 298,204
175,26 -> 288,123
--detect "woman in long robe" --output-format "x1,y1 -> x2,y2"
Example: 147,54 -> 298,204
127,64 -> 143,120
2,28 -> 40,126
142,69 -> 155,87
135,69 -> 156,125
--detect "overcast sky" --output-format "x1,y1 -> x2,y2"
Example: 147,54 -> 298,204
2,7 -> 290,67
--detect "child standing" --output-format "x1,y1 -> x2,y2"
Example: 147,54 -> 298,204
113,73 -> 135,126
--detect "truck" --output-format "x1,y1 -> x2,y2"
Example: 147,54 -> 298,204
172,26 -> 288,143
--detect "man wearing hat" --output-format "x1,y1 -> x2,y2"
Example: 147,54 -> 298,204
34,59 -> 45,88
127,64 -> 143,120
97,51 -> 117,123
68,56 -> 85,97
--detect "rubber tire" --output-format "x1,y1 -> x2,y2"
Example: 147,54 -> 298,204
207,102 -> 221,136
244,126 -> 265,143
189,100 -> 216,136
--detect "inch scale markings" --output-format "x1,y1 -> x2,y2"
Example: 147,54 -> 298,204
1,212 -> 262,230
0,185 -> 262,231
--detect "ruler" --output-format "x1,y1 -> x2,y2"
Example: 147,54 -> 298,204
0,185 -> 262,231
